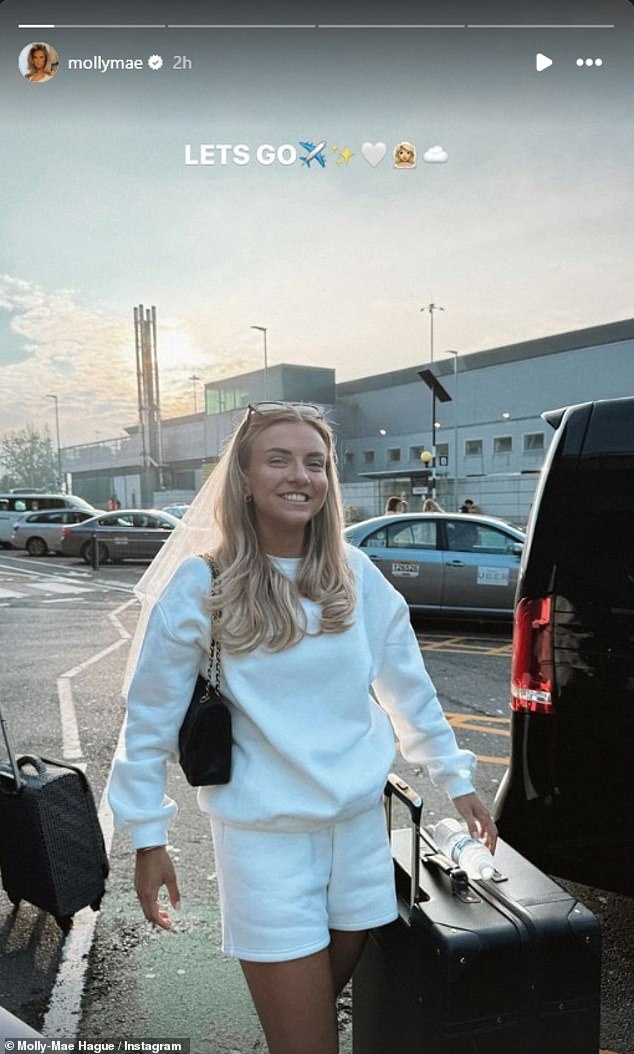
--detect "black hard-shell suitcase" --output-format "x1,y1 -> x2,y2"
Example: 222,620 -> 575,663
353,774 -> 601,1054
0,712 -> 108,932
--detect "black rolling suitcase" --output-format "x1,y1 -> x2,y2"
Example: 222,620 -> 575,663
353,774 -> 601,1054
0,710 -> 109,932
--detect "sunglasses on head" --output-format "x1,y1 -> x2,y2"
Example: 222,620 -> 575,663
247,401 -> 324,420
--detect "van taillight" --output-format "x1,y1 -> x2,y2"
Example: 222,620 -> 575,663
511,597 -> 553,713
61,527 -> 69,538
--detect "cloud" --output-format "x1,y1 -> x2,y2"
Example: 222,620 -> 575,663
0,276 -> 242,446
423,145 -> 449,164
0,275 -> 137,444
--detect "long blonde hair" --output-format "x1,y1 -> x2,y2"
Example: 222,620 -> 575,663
208,404 -> 356,654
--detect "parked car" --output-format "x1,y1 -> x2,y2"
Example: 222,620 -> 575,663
0,491 -> 96,547
494,396 -> 634,896
10,507 -> 103,556
161,504 -> 190,519
61,509 -> 180,564
344,513 -> 524,618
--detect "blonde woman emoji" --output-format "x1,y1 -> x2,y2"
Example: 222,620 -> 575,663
393,141 -> 416,168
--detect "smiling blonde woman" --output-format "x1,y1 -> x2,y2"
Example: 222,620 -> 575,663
109,401 -> 496,1054
24,43 -> 56,82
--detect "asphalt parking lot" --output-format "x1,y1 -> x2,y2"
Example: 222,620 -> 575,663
0,551 -> 631,1053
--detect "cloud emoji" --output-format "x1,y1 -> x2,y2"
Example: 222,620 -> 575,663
423,145 -> 449,164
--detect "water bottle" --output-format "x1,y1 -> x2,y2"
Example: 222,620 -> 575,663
433,818 -> 496,880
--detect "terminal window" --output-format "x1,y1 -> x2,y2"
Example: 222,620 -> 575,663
523,433 -> 545,452
493,436 -> 513,454
465,440 -> 483,457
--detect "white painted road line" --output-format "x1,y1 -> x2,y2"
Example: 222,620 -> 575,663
108,598 -> 135,639
0,562 -> 134,595
0,561 -> 53,577
58,678 -> 83,762
42,597 -> 87,604
63,638 -> 129,681
0,587 -> 25,598
41,722 -> 124,1038
30,581 -> 94,594
43,601 -> 133,1037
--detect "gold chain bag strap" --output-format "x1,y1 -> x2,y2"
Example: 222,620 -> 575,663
178,555 -> 232,786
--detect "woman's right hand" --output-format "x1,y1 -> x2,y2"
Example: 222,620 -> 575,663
134,847 -> 181,930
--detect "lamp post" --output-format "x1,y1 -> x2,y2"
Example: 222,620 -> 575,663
420,301 -> 444,363
46,394 -> 63,491
446,350 -> 460,511
417,370 -> 452,503
250,325 -> 269,398
419,449 -> 434,500
189,373 -> 201,413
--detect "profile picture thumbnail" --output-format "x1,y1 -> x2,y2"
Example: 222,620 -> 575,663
18,42 -> 60,83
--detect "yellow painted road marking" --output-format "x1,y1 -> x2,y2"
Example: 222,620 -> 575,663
417,633 -> 512,657
444,712 -> 511,766
446,712 -> 510,725
446,712 -> 510,737
457,722 -> 509,738
421,635 -> 464,650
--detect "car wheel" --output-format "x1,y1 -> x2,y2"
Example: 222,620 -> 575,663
81,541 -> 109,565
26,537 -> 48,557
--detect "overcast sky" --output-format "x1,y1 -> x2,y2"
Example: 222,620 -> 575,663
1,0 -> 633,446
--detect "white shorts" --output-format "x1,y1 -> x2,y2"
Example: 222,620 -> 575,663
210,803 -> 398,962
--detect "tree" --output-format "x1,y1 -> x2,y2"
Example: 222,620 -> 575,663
0,424 -> 57,490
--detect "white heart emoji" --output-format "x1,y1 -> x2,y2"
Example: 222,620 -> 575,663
361,142 -> 387,167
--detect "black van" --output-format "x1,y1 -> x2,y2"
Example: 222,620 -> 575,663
494,397 -> 634,896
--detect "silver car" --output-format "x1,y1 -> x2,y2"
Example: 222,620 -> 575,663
161,504 -> 190,519
11,507 -> 102,557
344,513 -> 525,618
61,509 -> 180,564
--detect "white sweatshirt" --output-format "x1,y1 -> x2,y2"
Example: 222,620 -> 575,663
108,545 -> 476,849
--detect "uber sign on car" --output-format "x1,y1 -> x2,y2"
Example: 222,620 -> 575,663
476,566 -> 510,586
392,562 -> 420,578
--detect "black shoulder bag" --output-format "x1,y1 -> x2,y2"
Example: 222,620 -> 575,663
178,555 -> 232,786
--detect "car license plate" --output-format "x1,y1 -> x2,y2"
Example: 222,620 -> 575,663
392,562 -> 419,578
477,566 -> 509,586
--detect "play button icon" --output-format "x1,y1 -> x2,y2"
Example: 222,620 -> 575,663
536,53 -> 553,71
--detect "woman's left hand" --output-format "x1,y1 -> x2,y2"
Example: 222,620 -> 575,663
451,792 -> 498,853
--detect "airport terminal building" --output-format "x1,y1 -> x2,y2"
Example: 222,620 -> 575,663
62,318 -> 634,527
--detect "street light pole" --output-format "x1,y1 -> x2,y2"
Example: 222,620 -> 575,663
46,394 -> 63,491
417,370 -> 452,506
189,373 -> 201,413
446,350 -> 460,511
420,301 -> 444,363
431,387 -> 437,499
250,325 -> 269,398
420,304 -> 443,499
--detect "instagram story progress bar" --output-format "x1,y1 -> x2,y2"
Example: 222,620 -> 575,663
18,22 -> 616,29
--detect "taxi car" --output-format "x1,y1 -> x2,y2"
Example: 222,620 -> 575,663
344,512 -> 524,618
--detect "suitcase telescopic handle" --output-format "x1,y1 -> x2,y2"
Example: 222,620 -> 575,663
0,711 -> 23,792
384,773 -> 423,909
